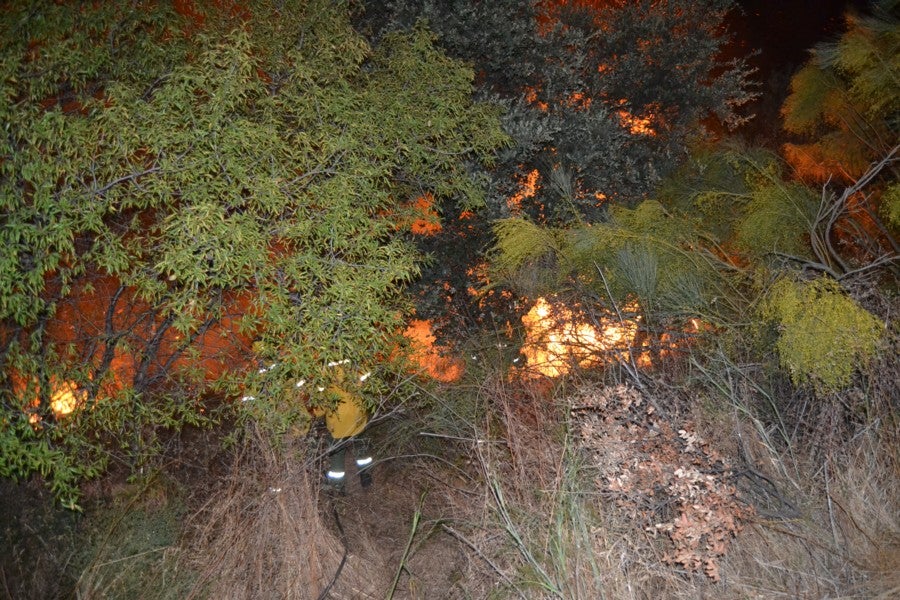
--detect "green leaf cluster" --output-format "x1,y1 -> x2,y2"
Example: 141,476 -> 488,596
759,277 -> 884,392
0,414 -> 97,510
1,0 -> 506,504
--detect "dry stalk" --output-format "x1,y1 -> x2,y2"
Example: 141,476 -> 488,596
180,431 -> 356,600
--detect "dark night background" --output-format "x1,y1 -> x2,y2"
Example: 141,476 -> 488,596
735,0 -> 871,68
733,0 -> 873,139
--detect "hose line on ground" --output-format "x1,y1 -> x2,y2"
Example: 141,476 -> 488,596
317,499 -> 348,600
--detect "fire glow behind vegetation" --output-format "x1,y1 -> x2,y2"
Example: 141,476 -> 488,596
519,296 -> 640,378
402,318 -> 466,382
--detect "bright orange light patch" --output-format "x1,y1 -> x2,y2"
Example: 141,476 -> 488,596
13,376 -> 87,422
524,86 -> 549,112
567,91 -> 592,110
508,169 -> 541,215
408,193 -> 442,236
403,319 -> 465,382
519,296 -> 639,378
50,381 -> 85,417
618,110 -> 655,136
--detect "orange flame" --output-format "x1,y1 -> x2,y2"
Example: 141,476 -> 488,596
50,381 -> 85,417
403,319 -> 465,382
14,376 -> 87,423
524,86 -> 549,112
408,193 -> 443,236
508,169 -> 541,215
617,107 -> 656,136
519,296 -> 639,378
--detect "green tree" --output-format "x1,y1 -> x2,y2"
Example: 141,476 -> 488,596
0,0 -> 506,506
779,0 -> 899,265
364,0 -> 756,220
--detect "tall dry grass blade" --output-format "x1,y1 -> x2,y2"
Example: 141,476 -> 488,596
386,492 -> 425,600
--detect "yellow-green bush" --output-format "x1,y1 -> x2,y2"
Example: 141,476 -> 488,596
760,277 -> 883,391
883,182 -> 900,230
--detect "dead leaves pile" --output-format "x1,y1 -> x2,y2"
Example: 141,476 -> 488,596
570,384 -> 753,581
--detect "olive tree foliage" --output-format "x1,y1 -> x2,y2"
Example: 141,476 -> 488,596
362,0 -> 757,220
0,0 -> 506,506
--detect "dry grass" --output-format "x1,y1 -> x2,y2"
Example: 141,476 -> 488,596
12,319 -> 896,599
719,428 -> 900,599
430,342 -> 899,600
179,429 -> 372,600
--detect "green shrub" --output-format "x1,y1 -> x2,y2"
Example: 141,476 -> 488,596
883,182 -> 900,230
760,277 -> 883,391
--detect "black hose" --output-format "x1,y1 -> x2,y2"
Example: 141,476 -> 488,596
316,499 -> 348,600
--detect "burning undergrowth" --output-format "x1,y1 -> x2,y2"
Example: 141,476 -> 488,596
569,383 -> 753,581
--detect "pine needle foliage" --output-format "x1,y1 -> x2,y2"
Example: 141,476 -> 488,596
884,182 -> 900,228
492,218 -> 562,280
781,0 -> 899,182
490,199 -> 730,321
759,276 -> 884,392
660,146 -> 818,261
735,182 -> 818,259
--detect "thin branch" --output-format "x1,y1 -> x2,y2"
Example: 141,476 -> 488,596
89,284 -> 127,399
592,262 -> 646,392
92,166 -> 162,196
442,524 -> 525,598
807,145 -> 899,277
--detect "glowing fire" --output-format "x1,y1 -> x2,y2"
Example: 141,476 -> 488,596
403,319 -> 465,382
16,377 -> 87,424
616,101 -> 656,136
408,192 -> 442,236
519,296 -> 639,378
50,381 -> 85,417
524,86 -> 549,112
507,169 -> 541,215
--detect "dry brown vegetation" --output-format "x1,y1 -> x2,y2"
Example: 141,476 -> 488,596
2,306 -> 898,600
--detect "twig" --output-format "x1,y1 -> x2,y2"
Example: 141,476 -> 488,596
809,145 -> 899,277
90,546 -> 168,569
418,431 -> 493,444
592,262 -> 647,393
442,524 -> 525,598
92,166 -> 162,196
386,492 -> 425,600
486,474 -> 564,598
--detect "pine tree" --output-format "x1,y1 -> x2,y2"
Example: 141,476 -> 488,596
781,0 -> 899,184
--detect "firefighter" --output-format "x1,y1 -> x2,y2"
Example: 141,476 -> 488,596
246,357 -> 375,491
315,361 -> 374,491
